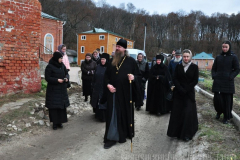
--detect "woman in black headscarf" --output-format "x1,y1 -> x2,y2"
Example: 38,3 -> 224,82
212,41 -> 239,124
167,49 -> 199,142
91,53 -> 110,122
45,52 -> 70,130
81,53 -> 97,102
146,54 -> 172,115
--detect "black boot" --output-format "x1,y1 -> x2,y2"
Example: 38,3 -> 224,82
104,140 -> 116,149
53,124 -> 57,130
84,96 -> 88,102
183,137 -> 191,142
216,113 -> 221,119
57,124 -> 63,128
223,119 -> 228,124
136,106 -> 140,111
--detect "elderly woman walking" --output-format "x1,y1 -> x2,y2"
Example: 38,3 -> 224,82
167,49 -> 199,142
212,41 -> 239,124
45,52 -> 70,130
81,53 -> 97,102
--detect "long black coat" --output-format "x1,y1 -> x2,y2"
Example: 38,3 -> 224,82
211,52 -> 239,94
45,58 -> 70,109
81,60 -> 97,81
91,64 -> 107,109
146,64 -> 172,114
102,56 -> 142,143
167,63 -> 199,140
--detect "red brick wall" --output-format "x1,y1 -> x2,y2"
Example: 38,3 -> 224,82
192,59 -> 214,70
0,0 -> 42,96
40,17 -> 63,62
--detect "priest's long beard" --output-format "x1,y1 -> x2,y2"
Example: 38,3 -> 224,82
112,50 -> 124,66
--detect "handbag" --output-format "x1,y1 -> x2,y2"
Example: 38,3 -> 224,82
67,81 -> 71,88
165,90 -> 173,101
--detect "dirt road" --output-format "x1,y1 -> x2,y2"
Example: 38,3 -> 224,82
0,95 -> 209,160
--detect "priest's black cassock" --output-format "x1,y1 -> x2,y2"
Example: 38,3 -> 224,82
101,55 -> 142,143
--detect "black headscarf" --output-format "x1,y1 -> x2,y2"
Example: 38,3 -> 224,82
49,51 -> 63,68
100,53 -> 109,66
155,54 -> 164,67
85,53 -> 92,64
221,40 -> 232,55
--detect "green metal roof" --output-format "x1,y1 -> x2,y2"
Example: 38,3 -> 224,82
192,52 -> 214,60
81,28 -> 130,40
41,12 -> 61,21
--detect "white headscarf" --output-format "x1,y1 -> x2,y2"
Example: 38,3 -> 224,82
182,49 -> 192,73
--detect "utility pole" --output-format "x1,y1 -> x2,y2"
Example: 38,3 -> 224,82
144,23 -> 147,52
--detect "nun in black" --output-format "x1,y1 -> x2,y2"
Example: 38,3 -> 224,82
45,52 -> 70,130
167,49 -> 199,142
212,41 -> 239,124
91,53 -> 110,122
146,55 -> 172,115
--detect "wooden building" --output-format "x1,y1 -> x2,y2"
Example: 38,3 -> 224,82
77,28 -> 134,65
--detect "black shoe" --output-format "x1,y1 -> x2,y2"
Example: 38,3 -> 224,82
216,113 -> 221,119
104,140 -> 116,149
136,106 -> 140,111
57,124 -> 63,128
157,112 -> 161,116
183,137 -> 190,142
84,96 -> 88,102
223,119 -> 228,124
53,124 -> 57,130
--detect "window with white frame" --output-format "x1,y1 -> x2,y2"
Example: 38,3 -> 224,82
44,33 -> 54,54
100,46 -> 104,53
196,61 -> 198,65
81,46 -> 85,53
99,35 -> 105,40
127,41 -> 129,45
115,37 -> 118,42
130,42 -> 132,45
205,61 -> 208,66
81,35 -> 86,40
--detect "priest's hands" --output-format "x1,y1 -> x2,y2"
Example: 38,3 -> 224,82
128,74 -> 134,81
107,84 -> 116,93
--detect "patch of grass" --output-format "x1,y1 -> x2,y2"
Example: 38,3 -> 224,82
237,74 -> 240,78
199,70 -> 211,78
0,92 -> 46,107
199,125 -> 224,142
41,79 -> 47,91
200,79 -> 213,91
3,107 -> 32,123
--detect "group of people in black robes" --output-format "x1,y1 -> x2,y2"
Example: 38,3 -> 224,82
44,38 -> 239,150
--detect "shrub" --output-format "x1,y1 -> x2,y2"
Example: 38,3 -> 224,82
41,79 -> 47,90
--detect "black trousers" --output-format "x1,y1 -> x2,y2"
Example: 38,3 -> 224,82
214,92 -> 233,120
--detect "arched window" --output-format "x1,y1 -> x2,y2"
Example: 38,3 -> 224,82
44,33 -> 54,54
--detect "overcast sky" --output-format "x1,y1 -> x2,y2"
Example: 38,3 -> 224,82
102,0 -> 240,16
